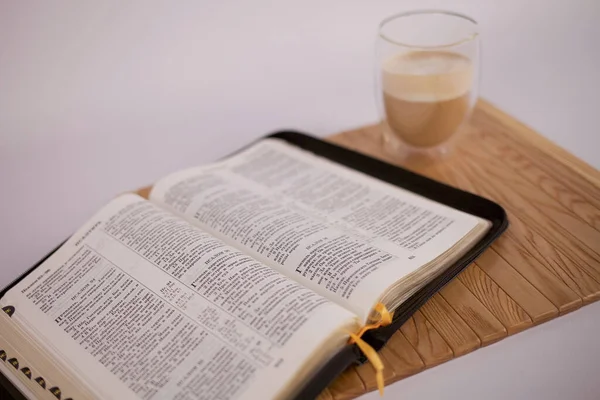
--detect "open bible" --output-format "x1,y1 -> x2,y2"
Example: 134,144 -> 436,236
0,134 -> 505,400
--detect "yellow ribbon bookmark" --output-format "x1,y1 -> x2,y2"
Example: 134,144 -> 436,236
348,303 -> 394,397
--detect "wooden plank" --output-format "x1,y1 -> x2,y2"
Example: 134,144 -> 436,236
492,234 -> 582,314
475,99 -> 600,190
418,294 -> 481,356
380,333 -> 425,380
431,161 -> 586,312
476,129 -> 600,229
457,147 -> 600,268
329,368 -> 365,400
458,264 -> 532,334
399,310 -> 454,367
316,388 -> 334,400
422,154 -> 587,313
454,155 -> 600,301
475,250 -> 558,324
329,126 -> 381,156
354,350 -> 397,392
503,219 -> 600,304
491,135 -> 600,214
440,279 -> 507,345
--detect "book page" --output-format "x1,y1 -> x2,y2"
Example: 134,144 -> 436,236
151,138 -> 484,320
0,194 -> 357,400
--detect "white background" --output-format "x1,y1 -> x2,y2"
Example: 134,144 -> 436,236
1,1 -> 599,399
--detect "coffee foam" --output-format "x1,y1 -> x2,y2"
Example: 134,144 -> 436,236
382,51 -> 473,102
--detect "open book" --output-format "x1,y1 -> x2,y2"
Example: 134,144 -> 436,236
0,136 -> 494,400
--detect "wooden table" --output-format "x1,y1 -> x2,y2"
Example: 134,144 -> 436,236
315,99 -> 600,399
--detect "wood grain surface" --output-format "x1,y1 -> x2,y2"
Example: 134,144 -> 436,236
398,310 -> 453,367
320,98 -> 600,399
135,99 -> 600,399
